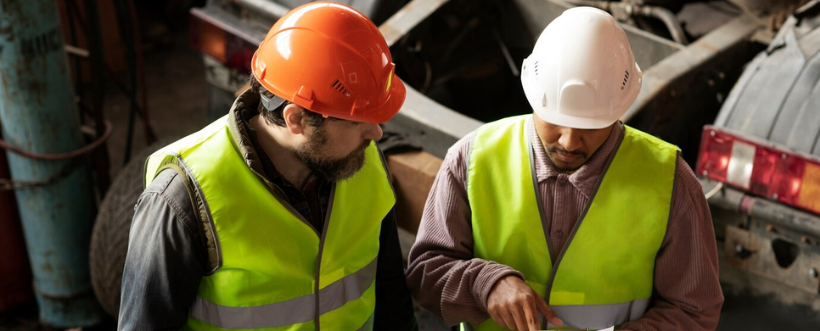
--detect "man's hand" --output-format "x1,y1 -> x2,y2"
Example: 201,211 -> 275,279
487,275 -> 563,330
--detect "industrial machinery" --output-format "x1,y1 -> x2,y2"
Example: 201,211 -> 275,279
86,0 -> 820,330
697,1 -> 820,329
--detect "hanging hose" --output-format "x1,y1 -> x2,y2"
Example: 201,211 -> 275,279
83,0 -> 112,194
632,5 -> 688,45
114,0 -> 157,165
127,0 -> 156,146
0,121 -> 114,191
113,0 -> 138,165
0,122 -> 113,161
68,0 -> 156,166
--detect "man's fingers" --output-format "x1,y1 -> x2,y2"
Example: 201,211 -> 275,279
523,297 -> 540,331
497,309 -> 516,330
534,293 -> 550,317
489,311 -> 507,330
510,304 -> 530,331
534,294 -> 563,327
490,309 -> 509,330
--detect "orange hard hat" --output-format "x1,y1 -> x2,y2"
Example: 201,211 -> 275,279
251,2 -> 406,123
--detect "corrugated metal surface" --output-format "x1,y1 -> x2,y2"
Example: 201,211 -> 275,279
715,13 -> 820,157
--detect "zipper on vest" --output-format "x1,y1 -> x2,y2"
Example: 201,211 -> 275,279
543,127 -> 624,304
259,176 -> 322,236
526,124 -> 556,263
314,183 -> 336,331
238,114 -> 323,237
241,149 -> 325,237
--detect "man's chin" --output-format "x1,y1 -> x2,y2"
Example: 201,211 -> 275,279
314,151 -> 367,181
548,156 -> 584,173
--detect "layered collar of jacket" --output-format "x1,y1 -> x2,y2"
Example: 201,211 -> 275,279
528,119 -> 625,200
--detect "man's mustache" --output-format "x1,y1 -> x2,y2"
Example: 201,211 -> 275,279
547,146 -> 586,158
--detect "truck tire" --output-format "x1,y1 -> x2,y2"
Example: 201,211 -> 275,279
89,140 -> 172,319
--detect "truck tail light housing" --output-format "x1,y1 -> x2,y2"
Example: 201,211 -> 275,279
189,8 -> 259,70
697,125 -> 820,215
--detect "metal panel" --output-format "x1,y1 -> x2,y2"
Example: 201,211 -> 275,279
726,226 -> 820,294
768,29 -> 820,150
706,181 -> 820,239
771,61 -> 820,154
811,92 -> 820,156
274,0 -> 393,23
190,7 -> 266,45
798,21 -> 820,57
623,14 -> 763,165
714,52 -> 767,127
625,14 -> 762,122
382,81 -> 482,158
724,28 -> 806,138
379,0 -> 450,47
235,0 -> 290,21
716,11 -> 820,157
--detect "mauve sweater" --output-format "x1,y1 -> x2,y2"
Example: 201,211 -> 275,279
407,117 -> 723,330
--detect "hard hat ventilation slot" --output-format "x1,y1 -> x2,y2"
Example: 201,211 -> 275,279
534,61 -> 539,76
331,79 -> 351,97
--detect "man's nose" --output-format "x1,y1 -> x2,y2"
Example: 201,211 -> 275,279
362,123 -> 383,141
557,128 -> 582,152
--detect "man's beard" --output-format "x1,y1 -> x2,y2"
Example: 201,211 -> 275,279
295,126 -> 370,182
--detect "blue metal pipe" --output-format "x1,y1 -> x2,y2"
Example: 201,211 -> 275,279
0,0 -> 104,327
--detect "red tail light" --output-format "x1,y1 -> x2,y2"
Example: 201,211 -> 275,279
697,125 -> 820,214
189,8 -> 260,70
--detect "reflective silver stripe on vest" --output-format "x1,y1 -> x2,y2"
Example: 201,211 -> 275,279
547,299 -> 650,330
190,257 -> 378,329
460,299 -> 649,330
355,314 -> 375,331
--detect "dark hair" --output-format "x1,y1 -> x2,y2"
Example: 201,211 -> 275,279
248,74 -> 326,128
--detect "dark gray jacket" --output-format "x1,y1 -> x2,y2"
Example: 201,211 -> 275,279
118,90 -> 417,331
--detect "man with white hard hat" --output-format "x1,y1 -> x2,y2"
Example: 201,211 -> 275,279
408,7 -> 723,331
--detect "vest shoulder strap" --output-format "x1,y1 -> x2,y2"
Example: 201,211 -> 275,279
152,154 -> 221,274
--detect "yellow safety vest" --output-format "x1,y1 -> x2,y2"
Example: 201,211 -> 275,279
144,115 -> 395,330
466,115 -> 677,330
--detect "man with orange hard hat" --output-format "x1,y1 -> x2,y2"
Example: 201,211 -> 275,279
119,2 -> 416,330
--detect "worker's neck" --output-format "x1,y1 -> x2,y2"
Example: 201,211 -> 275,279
248,116 -> 313,189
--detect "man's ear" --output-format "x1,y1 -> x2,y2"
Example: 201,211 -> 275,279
283,104 -> 306,135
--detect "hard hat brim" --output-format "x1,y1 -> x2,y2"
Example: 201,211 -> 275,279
534,108 -> 623,130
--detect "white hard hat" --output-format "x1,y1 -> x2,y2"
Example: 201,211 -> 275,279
521,7 -> 642,129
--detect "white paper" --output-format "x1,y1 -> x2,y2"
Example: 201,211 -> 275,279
538,327 -> 614,331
